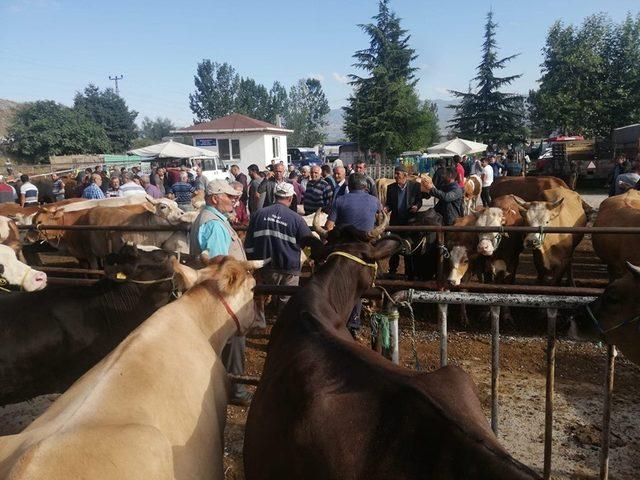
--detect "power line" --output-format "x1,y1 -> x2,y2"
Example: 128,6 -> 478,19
109,74 -> 123,95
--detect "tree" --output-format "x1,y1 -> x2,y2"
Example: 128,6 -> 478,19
235,78 -> 271,120
448,10 -> 524,146
287,78 -> 330,146
74,84 -> 138,152
189,60 -> 240,122
267,81 -> 289,125
7,101 -> 110,163
529,14 -> 640,137
343,0 -> 432,159
139,116 -> 176,141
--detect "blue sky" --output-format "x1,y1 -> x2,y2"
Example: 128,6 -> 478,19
1,0 -> 638,127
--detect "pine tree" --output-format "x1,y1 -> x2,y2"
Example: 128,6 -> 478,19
344,0 -> 433,160
448,10 -> 524,146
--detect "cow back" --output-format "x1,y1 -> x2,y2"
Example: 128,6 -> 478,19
490,176 -> 569,201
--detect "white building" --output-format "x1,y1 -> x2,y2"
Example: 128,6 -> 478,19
172,113 -> 292,173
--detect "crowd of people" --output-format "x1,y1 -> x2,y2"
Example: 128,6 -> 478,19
609,153 -> 640,196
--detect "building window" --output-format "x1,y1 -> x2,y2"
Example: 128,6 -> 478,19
272,137 -> 280,159
218,139 -> 241,161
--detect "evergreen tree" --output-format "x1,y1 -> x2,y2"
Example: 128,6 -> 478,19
448,10 -> 524,146
267,81 -> 289,125
343,0 -> 432,160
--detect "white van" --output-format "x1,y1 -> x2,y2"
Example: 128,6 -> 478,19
198,156 -> 230,182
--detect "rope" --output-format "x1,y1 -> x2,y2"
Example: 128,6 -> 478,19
370,313 -> 390,349
438,244 -> 450,259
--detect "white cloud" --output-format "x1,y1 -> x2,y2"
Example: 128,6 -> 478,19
7,0 -> 59,13
434,86 -> 451,97
332,72 -> 350,85
309,73 -> 324,82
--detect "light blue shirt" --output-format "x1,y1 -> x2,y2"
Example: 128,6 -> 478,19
197,206 -> 232,256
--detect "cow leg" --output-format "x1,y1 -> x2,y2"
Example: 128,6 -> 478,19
459,303 -> 470,327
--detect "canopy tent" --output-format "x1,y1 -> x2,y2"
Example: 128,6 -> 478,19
426,138 -> 488,156
127,140 -> 217,159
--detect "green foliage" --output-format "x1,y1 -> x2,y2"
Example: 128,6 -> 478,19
448,10 -> 525,146
235,78 -> 271,120
74,84 -> 138,152
287,78 -> 330,146
140,116 -> 176,141
267,81 -> 289,125
343,0 -> 434,159
7,100 -> 110,163
529,13 -> 640,137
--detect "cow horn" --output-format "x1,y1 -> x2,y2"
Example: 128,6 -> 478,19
548,197 -> 564,210
246,258 -> 271,271
367,211 -> 390,239
511,195 -> 530,211
625,261 -> 640,278
200,250 -> 211,263
312,209 -> 328,240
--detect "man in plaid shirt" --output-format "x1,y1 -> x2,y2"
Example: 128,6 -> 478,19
81,174 -> 105,199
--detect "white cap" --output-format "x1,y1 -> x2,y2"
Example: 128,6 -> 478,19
206,180 -> 239,196
275,182 -> 295,198
333,159 -> 344,167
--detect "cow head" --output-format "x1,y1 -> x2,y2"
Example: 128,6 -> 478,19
172,254 -> 268,335
104,244 -> 177,284
514,195 -> 564,249
475,207 -> 506,256
148,198 -> 186,224
404,208 -> 442,256
0,244 -> 47,291
446,245 -> 473,286
24,206 -> 64,244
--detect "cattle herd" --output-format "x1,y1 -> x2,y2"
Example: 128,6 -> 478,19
0,174 -> 639,479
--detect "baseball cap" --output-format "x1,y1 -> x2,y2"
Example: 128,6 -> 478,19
205,180 -> 239,196
275,182 -> 295,198
394,165 -> 407,173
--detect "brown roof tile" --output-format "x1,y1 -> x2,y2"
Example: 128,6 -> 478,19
174,113 -> 292,133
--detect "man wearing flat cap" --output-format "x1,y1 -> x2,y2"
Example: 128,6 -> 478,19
190,179 -> 251,406
245,182 -> 314,317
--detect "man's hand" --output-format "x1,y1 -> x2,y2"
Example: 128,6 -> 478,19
409,205 -> 419,213
420,176 -> 433,192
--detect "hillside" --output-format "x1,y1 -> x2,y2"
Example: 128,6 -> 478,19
0,99 -> 21,138
322,99 -> 456,142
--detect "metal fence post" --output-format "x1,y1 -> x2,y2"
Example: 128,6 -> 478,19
438,303 -> 448,367
600,344 -> 617,480
543,308 -> 557,480
490,305 -> 500,435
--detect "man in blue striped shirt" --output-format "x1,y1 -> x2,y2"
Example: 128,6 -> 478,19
81,174 -> 105,199
303,165 -> 333,215
170,172 -> 196,211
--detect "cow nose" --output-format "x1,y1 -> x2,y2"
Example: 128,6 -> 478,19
34,272 -> 47,283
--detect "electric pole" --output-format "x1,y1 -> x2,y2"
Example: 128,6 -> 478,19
109,74 -> 123,95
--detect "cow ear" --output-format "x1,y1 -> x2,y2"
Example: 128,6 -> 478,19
172,258 -> 199,290
217,260 -> 245,295
367,236 -> 403,261
547,197 -> 564,210
625,261 -> 640,279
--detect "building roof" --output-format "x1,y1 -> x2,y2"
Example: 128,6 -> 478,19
172,113 -> 293,135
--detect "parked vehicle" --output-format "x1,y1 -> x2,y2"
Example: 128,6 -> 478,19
287,147 -> 322,167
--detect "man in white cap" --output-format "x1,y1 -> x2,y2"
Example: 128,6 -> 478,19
190,179 -> 250,405
245,182 -> 314,315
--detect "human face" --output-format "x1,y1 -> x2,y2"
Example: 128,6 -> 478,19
334,168 -> 345,183
274,164 -> 285,182
212,193 -> 237,214
355,163 -> 366,174
394,171 -> 407,186
310,166 -> 322,181
111,178 -> 120,189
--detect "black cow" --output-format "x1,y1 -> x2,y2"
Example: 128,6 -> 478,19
404,207 -> 443,280
244,224 -> 540,480
0,245 -> 181,405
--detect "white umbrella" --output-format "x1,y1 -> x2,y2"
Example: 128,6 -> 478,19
426,138 -> 488,156
127,140 -> 217,159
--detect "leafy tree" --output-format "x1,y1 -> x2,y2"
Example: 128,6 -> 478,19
7,100 -> 110,163
140,116 -> 176,141
74,84 -> 138,152
343,0 -> 432,159
287,78 -> 330,146
235,78 -> 271,120
189,60 -> 240,122
529,14 -> 640,137
267,81 -> 289,125
448,10 -> 524,146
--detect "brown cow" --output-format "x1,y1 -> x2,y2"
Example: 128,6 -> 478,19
514,187 -> 587,285
0,255 -> 264,480
490,176 -> 568,201
464,174 -> 482,214
244,224 -> 539,480
0,198 -> 85,225
592,189 -> 640,279
445,213 -> 483,286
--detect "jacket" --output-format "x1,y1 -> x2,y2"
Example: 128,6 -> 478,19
429,182 -> 464,226
385,181 -> 422,226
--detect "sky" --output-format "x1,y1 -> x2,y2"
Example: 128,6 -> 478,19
1,0 -> 638,128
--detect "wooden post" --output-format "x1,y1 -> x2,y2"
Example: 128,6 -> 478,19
491,305 -> 500,435
543,308 -> 557,480
599,345 -> 617,480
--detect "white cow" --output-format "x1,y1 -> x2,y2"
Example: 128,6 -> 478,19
0,244 -> 47,291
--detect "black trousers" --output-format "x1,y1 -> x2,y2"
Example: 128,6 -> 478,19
481,186 -> 491,207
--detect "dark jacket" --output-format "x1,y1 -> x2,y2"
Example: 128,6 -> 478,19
385,181 -> 422,226
429,182 -> 464,226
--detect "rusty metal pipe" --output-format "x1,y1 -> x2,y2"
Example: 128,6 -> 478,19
600,345 -> 617,480
543,308 -> 557,480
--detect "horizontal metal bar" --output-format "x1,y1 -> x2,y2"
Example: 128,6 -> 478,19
47,277 -> 100,286
229,374 -> 260,385
406,290 -> 597,309
38,266 -> 104,275
19,224 -> 189,232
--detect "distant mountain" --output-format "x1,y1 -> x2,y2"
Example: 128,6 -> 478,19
322,99 -> 457,142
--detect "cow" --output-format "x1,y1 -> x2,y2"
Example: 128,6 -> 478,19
571,262 -> 640,366
0,215 -> 22,258
445,213 -> 483,286
244,222 -> 539,480
0,198 -> 85,226
592,189 -> 640,280
513,187 -> 587,286
490,176 -> 569,202
0,254 -> 264,480
0,244 -> 47,292
464,174 -> 482,214
404,207 -> 443,280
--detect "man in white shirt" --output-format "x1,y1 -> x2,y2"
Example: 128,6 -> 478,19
480,157 -> 494,207
117,172 -> 146,197
19,174 -> 39,207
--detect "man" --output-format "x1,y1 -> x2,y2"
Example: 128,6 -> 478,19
616,160 -> 640,195
332,166 -> 348,205
230,181 -> 249,225
141,174 -> 163,199
453,155 -> 465,188
480,157 -> 494,207
19,174 -> 39,207
118,171 -> 147,197
0,175 -> 16,203
610,154 -> 631,196
421,167 -> 464,226
247,164 -> 263,215
505,153 -> 523,177
431,159 -> 446,189
303,165 -> 333,215
245,182 -> 313,317
288,171 -> 304,205
76,167 -> 92,184
490,154 -> 505,178
258,162 -> 291,210
81,173 -> 106,199
321,164 -> 337,192
299,165 -> 311,190
170,172 -> 196,211
51,173 -> 65,202
151,166 -> 167,196
230,164 -> 248,203
385,165 -> 421,277
190,179 -> 251,405
106,176 -> 121,197
192,166 -> 206,192
353,160 -> 377,197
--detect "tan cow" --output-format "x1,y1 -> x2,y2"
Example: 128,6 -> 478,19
592,189 -> 640,279
463,174 -> 482,215
489,175 -> 569,201
445,213 -> 482,286
0,255 -> 265,480
514,187 -> 587,285
0,198 -> 85,226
